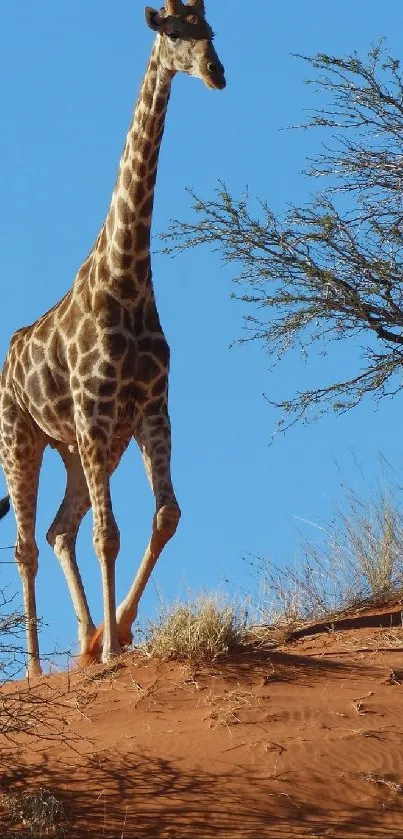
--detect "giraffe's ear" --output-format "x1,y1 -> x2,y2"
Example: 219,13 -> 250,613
145,7 -> 162,30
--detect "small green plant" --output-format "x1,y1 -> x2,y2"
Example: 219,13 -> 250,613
144,596 -> 247,662
2,788 -> 67,837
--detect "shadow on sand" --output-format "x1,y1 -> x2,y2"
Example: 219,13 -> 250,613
1,746 -> 401,839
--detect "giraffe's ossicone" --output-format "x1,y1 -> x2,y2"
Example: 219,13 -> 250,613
0,0 -> 225,677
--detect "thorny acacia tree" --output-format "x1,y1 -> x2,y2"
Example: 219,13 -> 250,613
162,43 -> 403,428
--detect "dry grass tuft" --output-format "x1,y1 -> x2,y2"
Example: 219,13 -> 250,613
362,773 -> 403,794
2,787 -> 68,837
253,478 -> 403,628
144,596 -> 247,663
203,687 -> 259,729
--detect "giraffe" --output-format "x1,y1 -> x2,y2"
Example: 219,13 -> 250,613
0,496 -> 10,522
0,0 -> 225,677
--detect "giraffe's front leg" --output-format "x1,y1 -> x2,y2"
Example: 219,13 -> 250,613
76,426 -> 121,662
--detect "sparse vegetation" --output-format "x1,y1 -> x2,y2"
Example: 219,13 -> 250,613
252,480 -> 403,630
2,788 -> 68,838
144,596 -> 248,662
204,688 -> 260,730
361,774 -> 403,795
0,589 -> 27,684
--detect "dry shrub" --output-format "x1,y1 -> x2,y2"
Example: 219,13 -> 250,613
2,788 -> 68,837
145,596 -> 247,662
254,478 -> 403,628
204,688 -> 259,729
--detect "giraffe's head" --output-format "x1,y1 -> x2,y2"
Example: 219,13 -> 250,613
145,0 -> 226,90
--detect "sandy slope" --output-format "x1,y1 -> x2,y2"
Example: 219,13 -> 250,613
2,625 -> 403,838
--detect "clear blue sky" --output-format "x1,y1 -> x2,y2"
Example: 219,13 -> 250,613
1,1 -> 403,661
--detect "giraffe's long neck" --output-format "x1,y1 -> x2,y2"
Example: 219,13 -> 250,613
94,40 -> 173,298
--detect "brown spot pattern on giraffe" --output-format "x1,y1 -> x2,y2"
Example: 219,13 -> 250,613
61,301 -> 82,338
134,223 -> 150,252
83,377 -> 103,397
135,256 -> 151,281
117,198 -> 134,226
78,320 -> 97,353
143,301 -> 162,332
99,379 -> 118,398
110,249 -> 133,271
151,375 -> 168,397
102,332 -> 128,359
95,294 -> 122,328
137,336 -> 153,353
98,360 -> 117,378
29,342 -> 45,366
107,207 -> 115,235
117,275 -> 138,300
98,401 -> 115,417
152,338 -> 170,366
57,397 -> 73,418
136,354 -> 161,384
142,89 -> 153,109
67,343 -> 78,368
134,161 -> 146,179
148,148 -> 159,171
122,168 -> 132,190
142,140 -> 152,159
115,228 -> 133,252
143,397 -> 165,416
132,182 -> 146,205
41,367 -> 67,400
140,194 -> 154,219
78,350 -> 101,377
121,342 -> 137,379
26,372 -> 44,407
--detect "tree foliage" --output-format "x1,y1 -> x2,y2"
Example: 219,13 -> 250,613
162,43 -> 403,427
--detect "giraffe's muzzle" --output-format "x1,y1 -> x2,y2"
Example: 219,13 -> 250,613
205,59 -> 226,90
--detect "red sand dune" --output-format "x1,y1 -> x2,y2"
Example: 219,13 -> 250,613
2,618 -> 403,837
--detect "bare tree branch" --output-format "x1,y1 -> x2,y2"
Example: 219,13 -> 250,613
161,42 -> 403,426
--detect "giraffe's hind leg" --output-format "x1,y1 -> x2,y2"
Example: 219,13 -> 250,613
115,407 -> 181,644
75,407 -> 180,662
0,411 -> 45,678
46,444 -> 95,656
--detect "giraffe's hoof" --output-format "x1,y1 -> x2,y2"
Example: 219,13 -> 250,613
27,664 -> 43,679
117,625 -> 133,649
79,623 -> 133,666
79,625 -> 104,665
101,646 -> 122,664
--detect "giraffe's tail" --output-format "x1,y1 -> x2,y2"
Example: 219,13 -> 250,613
78,623 -> 134,667
0,496 -> 10,522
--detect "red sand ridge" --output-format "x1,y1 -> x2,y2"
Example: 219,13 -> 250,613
2,619 -> 403,837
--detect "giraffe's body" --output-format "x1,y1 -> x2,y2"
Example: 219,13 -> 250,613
0,0 -> 225,676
